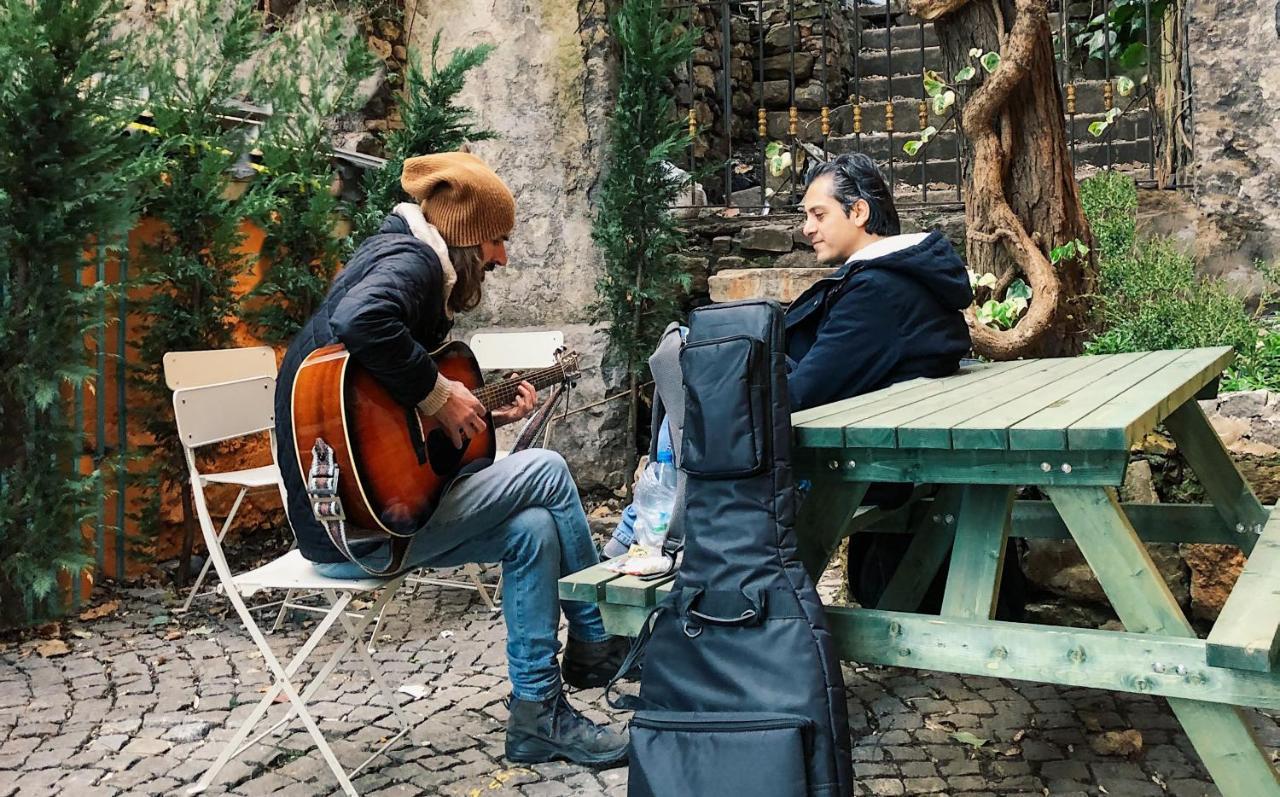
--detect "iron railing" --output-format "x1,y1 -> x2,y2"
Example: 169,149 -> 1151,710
673,0 -> 1192,210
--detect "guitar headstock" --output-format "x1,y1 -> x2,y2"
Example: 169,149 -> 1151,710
555,348 -> 582,385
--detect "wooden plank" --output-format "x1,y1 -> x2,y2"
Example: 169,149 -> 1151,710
797,447 -> 1129,487
897,356 -> 1098,449
1068,347 -> 1235,450
1207,507 -> 1280,671
606,573 -> 677,607
942,486 -> 1016,620
952,353 -> 1147,450
843,360 -> 1038,448
797,480 -> 871,581
878,487 -> 964,612
827,607 -> 1280,712
1008,350 -> 1187,451
1049,485 -> 1280,796
792,360 -> 1027,448
862,500 -> 1248,545
558,562 -> 626,603
1165,398 -> 1269,554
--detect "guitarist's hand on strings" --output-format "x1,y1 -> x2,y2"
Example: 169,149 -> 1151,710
492,381 -> 537,428
431,376 -> 488,448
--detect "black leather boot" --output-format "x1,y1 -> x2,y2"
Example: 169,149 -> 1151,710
562,635 -> 636,689
505,691 -> 628,768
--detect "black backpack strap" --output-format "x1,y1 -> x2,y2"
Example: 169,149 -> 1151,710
604,592 -> 677,711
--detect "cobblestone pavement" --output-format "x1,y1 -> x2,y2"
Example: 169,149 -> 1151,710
3,576 -> 1279,797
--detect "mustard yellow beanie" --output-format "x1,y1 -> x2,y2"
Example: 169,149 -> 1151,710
400,152 -> 516,247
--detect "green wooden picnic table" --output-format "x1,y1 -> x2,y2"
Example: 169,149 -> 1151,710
560,346 -> 1280,795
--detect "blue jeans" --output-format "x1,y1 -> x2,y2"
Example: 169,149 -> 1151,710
313,448 -> 610,701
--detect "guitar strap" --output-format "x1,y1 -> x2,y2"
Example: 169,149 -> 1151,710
306,438 -> 410,577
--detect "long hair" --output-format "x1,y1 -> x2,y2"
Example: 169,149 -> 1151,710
448,245 -> 486,313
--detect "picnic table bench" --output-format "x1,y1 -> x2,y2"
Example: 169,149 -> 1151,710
560,346 -> 1280,796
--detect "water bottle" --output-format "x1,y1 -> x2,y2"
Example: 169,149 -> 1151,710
632,449 -> 677,551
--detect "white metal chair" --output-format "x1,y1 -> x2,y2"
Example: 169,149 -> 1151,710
400,331 -> 566,611
174,376 -> 410,797
164,347 -> 285,613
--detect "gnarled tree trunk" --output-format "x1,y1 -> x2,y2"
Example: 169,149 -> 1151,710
908,0 -> 1093,358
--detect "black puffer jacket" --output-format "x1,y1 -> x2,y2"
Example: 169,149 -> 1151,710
784,229 -> 973,411
274,212 -> 453,563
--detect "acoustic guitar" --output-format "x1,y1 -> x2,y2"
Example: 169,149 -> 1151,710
291,341 -> 581,536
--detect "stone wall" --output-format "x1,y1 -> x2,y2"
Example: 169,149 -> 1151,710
1177,0 -> 1280,301
406,0 -> 630,494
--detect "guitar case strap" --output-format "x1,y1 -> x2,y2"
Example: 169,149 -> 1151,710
305,439 -> 410,577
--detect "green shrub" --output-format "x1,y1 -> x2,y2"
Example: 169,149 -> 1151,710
1080,172 -> 1277,392
0,0 -> 144,624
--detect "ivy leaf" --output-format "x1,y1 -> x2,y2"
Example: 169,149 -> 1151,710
933,90 -> 956,115
1050,243 -> 1074,264
923,72 -> 944,98
1118,42 -> 1147,70
954,66 -> 977,83
1116,76 -> 1135,97
1006,278 -> 1032,302
968,48 -> 983,58
1088,120 -> 1109,138
903,139 -> 923,157
980,51 -> 1002,74
977,272 -> 998,289
919,125 -> 938,144
1106,107 -> 1123,123
977,300 -> 998,326
765,140 -> 783,159
1075,241 -> 1091,255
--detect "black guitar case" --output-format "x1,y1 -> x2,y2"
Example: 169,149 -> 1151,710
612,300 -> 852,797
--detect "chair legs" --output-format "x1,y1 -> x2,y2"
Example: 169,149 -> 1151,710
177,486 -> 250,614
188,576 -> 409,796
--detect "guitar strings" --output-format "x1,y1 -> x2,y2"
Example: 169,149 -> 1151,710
473,362 -> 567,409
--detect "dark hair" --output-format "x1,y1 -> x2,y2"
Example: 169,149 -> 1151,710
448,245 -> 486,313
804,153 -> 901,236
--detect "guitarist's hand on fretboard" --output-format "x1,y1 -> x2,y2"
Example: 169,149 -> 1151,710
492,380 -> 538,428
432,375 -> 488,447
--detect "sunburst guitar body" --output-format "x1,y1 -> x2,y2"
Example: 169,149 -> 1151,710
291,341 -> 579,535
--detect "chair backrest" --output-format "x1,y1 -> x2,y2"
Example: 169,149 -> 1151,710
163,346 -> 276,391
172,376 -> 277,450
469,331 -> 564,371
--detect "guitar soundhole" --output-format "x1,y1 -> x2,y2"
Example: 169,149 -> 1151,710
425,428 -> 467,475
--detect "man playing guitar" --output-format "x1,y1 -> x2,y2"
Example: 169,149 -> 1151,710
274,151 -> 629,768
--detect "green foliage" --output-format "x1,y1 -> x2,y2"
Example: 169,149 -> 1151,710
246,12 -> 375,343
1078,170 -> 1136,263
1062,0 -> 1171,72
905,48 -> 996,159
0,0 -> 143,623
1080,172 -> 1279,391
352,32 -> 497,242
592,0 -> 696,371
130,0 -> 277,537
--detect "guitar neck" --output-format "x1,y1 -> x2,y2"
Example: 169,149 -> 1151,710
473,363 -> 567,411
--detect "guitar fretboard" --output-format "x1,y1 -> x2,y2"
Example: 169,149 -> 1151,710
473,363 -> 570,411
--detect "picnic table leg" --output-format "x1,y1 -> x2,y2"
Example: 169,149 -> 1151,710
877,485 -> 964,612
1164,398 -> 1269,555
797,480 -> 870,582
1049,485 -> 1280,796
940,485 -> 1017,620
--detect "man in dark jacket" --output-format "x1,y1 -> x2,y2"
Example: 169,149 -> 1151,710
275,152 -> 629,768
787,153 -> 973,410
606,154 -> 974,563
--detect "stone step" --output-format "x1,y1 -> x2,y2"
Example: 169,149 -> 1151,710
771,98 -> 1153,140
708,266 -> 835,304
844,74 -> 1148,113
